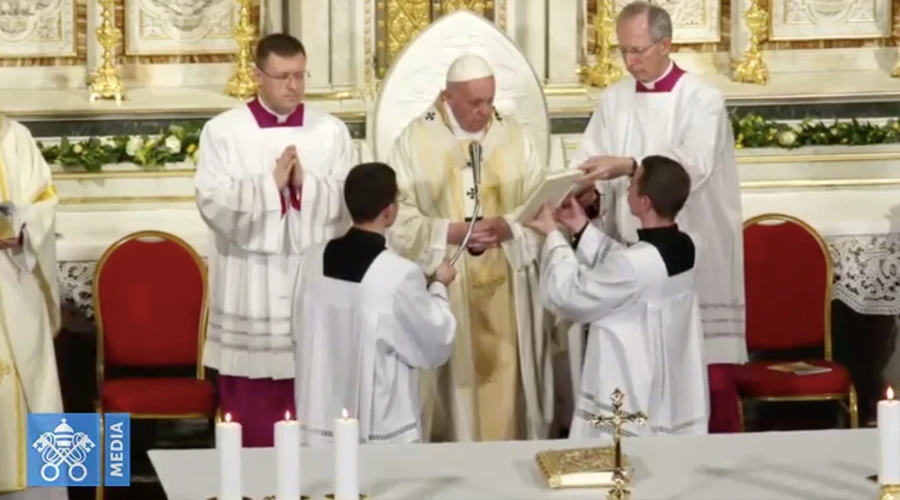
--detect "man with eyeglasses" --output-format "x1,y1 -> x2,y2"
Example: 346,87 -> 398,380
567,1 -> 745,433
195,33 -> 354,447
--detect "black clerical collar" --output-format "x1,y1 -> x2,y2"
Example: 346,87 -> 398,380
345,227 -> 386,246
637,225 -> 680,241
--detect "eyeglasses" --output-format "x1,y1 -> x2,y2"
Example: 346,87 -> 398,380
618,39 -> 663,57
257,67 -> 311,84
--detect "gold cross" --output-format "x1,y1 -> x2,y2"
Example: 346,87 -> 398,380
0,357 -> 12,387
589,388 -> 647,500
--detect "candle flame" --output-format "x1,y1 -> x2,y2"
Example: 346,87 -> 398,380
225,412 -> 232,423
285,410 -> 292,421
342,408 -> 349,419
889,386 -> 895,400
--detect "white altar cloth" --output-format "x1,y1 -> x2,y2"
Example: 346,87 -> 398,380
149,429 -> 879,500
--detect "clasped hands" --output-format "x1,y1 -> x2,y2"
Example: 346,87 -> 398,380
272,145 -> 304,189
450,217 -> 513,252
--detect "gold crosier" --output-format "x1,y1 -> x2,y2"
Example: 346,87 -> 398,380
88,0 -> 126,103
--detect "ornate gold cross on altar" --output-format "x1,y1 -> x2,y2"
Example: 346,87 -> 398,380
589,388 -> 647,500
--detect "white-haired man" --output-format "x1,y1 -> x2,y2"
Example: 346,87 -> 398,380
568,1 -> 745,432
387,54 -> 555,442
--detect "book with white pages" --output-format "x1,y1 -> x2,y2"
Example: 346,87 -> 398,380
515,169 -> 583,223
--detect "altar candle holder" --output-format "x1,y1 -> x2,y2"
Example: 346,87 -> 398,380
88,0 -> 126,103
225,0 -> 259,100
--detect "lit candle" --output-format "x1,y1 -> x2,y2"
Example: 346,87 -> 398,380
217,413 -> 242,500
880,387 -> 900,484
334,408 -> 359,500
276,411 -> 301,500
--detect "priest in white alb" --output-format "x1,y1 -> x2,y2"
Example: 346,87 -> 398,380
195,34 -> 354,447
568,1 -> 744,432
293,162 -> 457,445
530,155 -> 709,438
0,116 -> 67,499
387,54 -> 554,442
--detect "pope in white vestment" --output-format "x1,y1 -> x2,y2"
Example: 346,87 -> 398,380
387,54 -> 554,442
531,155 -> 709,438
294,162 -> 457,446
0,116 -> 66,499
195,34 -> 354,447
570,2 -> 745,365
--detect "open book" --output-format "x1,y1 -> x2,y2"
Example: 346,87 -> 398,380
535,446 -> 632,488
515,170 -> 583,223
0,202 -> 20,240
767,361 -> 832,376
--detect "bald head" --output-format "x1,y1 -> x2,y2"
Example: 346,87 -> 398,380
442,54 -> 496,133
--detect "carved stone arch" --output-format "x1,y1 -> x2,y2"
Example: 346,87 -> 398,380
372,10 -> 551,167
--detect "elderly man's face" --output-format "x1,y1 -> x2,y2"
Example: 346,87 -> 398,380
617,13 -> 671,82
442,76 -> 495,133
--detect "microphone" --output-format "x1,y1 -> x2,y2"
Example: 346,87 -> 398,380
467,141 -> 485,257
468,141 -> 482,193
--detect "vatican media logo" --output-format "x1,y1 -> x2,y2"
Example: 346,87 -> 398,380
27,413 -> 131,487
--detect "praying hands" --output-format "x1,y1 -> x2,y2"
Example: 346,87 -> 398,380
273,145 -> 304,189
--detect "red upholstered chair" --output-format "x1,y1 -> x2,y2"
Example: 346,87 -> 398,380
93,231 -> 215,498
737,213 -> 858,429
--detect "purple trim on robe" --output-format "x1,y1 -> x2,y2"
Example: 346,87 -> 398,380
218,375 -> 295,447
247,97 -> 305,128
635,64 -> 686,93
708,363 -> 742,433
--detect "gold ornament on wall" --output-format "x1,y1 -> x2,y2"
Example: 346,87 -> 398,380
225,0 -> 258,100
579,0 -> 623,88
731,0 -> 769,85
88,0 -> 126,104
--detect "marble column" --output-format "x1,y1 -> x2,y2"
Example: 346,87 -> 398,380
730,0 -> 752,62
546,0 -> 581,86
287,0 -> 332,88
504,0 -> 547,81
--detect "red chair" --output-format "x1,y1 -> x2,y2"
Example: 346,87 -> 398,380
737,213 -> 858,429
93,231 -> 216,498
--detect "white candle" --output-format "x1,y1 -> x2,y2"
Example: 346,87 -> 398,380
334,408 -> 359,500
880,387 -> 900,484
217,413 -> 242,500
276,411 -> 301,500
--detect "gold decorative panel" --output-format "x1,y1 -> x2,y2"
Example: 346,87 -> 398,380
374,0 -> 497,77
586,0 -> 730,54
113,0 -> 261,64
0,0 -> 88,67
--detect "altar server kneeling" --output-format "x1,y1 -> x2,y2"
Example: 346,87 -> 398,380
528,155 -> 709,438
293,162 -> 458,445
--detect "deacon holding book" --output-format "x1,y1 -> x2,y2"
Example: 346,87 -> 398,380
530,156 -> 709,438
0,116 -> 66,497
568,1 -> 744,432
293,162 -> 457,445
195,34 -> 354,447
387,53 -> 555,442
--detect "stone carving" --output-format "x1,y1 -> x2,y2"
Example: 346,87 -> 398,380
0,0 -> 78,57
124,0 -> 239,56
609,0 -> 721,43
770,0 -> 890,40
373,11 -> 550,168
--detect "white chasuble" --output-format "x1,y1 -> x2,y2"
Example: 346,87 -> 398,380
292,243 -> 455,446
569,66 -> 746,364
0,118 -> 65,498
539,226 -> 709,439
386,98 -> 554,442
196,102 -> 354,379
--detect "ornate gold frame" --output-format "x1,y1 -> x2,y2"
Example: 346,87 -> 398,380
739,213 -> 859,430
92,230 -> 211,500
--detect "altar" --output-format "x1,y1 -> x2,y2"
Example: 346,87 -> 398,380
149,428 -> 881,499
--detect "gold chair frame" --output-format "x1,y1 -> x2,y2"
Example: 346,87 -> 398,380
92,230 -> 211,499
739,213 -> 859,431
